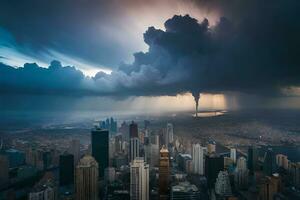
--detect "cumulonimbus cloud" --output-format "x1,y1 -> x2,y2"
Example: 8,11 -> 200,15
1,0 -> 300,98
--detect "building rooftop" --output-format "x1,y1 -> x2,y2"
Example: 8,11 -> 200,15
172,182 -> 198,193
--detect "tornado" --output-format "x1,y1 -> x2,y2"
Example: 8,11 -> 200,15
192,92 -> 200,117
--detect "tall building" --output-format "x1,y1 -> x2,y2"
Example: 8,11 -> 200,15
289,162 -> 300,188
234,157 -> 248,190
192,143 -> 204,175
150,135 -> 159,167
130,121 -> 138,138
159,146 -> 170,200
91,128 -> 109,178
59,153 -> 74,186
215,171 -> 232,197
130,158 -> 149,200
248,146 -> 259,175
263,148 -> 276,176
130,137 -> 140,162
171,182 -> 200,200
259,174 -> 281,200
166,123 -> 174,145
129,122 -> 140,162
276,154 -> 289,170
69,139 -> 80,165
230,148 -> 237,164
76,155 -> 99,200
0,154 -> 9,185
205,154 -> 224,188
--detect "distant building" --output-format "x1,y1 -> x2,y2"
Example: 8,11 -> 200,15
263,148 -> 276,176
171,181 -> 200,200
192,143 -> 204,175
276,154 -> 289,170
76,155 -> 99,200
130,158 -> 149,200
248,146 -> 259,175
159,146 -> 170,200
0,154 -> 9,185
59,153 -> 74,186
215,171 -> 232,197
129,121 -> 138,138
234,157 -> 248,190
230,148 -> 237,164
259,173 -> 282,200
289,162 -> 300,188
91,128 -> 109,178
166,123 -> 174,145
205,154 -> 224,188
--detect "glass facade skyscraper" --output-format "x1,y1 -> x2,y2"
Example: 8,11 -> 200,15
91,128 -> 109,178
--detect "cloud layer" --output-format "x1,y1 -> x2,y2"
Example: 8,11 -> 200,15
1,0 -> 300,99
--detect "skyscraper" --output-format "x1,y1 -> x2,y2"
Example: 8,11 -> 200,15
130,121 -> 138,138
276,154 -> 289,170
215,171 -> 232,197
130,137 -> 140,162
59,153 -> 74,186
91,128 -> 109,178
205,154 -> 224,188
130,158 -> 149,200
263,148 -> 276,176
0,154 -> 9,185
159,146 -> 170,200
192,143 -> 204,175
76,155 -> 99,200
248,146 -> 259,175
166,123 -> 174,145
230,148 -> 237,164
234,157 -> 248,190
130,121 -> 140,162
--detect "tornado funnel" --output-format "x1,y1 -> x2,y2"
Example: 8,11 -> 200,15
192,92 -> 200,117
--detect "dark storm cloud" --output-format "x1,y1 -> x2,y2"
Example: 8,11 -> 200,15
1,0 -> 300,98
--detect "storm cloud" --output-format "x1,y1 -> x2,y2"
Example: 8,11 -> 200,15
1,0 -> 300,99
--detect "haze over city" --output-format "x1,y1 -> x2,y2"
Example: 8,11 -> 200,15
0,1 -> 300,200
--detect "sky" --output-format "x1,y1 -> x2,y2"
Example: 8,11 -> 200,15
1,0 -> 300,114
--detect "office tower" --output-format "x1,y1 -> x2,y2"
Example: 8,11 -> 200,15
91,128 -> 109,178
234,157 -> 248,190
130,137 -> 140,162
230,148 -> 237,164
59,153 -> 74,186
205,154 -> 224,188
247,146 -> 258,175
130,158 -> 149,200
42,151 -> 52,170
130,121 -> 138,138
224,157 -> 234,169
0,154 -> 9,185
115,135 -> 123,153
119,121 -> 129,141
166,123 -> 174,145
110,117 -> 117,134
76,155 -> 99,200
171,182 -> 200,200
276,154 -> 289,170
215,171 -> 232,197
144,137 -> 151,164
69,139 -> 80,165
289,162 -> 300,188
159,146 -> 170,200
263,148 -> 276,176
207,142 -> 216,154
192,143 -> 204,175
129,121 -> 140,162
149,134 -> 159,167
